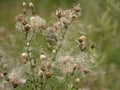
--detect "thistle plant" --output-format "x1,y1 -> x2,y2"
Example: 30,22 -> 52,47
0,2 -> 100,90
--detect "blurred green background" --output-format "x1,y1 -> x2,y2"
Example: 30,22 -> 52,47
0,0 -> 120,90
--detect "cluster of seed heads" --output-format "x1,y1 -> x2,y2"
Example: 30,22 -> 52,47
0,2 -> 98,90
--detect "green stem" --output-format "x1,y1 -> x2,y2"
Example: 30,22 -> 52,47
54,76 -> 66,90
25,31 -> 37,90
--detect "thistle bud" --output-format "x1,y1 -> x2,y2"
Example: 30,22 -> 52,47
75,78 -> 80,84
73,64 -> 79,70
28,2 -> 34,8
90,42 -> 96,49
24,24 -> 31,31
21,52 -> 29,60
40,54 -> 47,61
52,49 -> 56,54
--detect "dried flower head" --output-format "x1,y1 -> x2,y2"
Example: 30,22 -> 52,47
56,9 -> 62,18
15,14 -> 24,22
73,4 -> 81,12
78,35 -> 86,43
30,16 -> 46,29
8,68 -> 26,88
24,24 -> 31,31
73,63 -> 79,71
45,71 -> 52,79
90,42 -> 96,49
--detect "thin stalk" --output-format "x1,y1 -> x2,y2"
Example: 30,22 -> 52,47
54,76 -> 66,90
52,29 -> 67,61
25,31 -> 37,90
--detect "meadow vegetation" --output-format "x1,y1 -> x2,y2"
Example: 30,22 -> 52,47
0,0 -> 120,90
